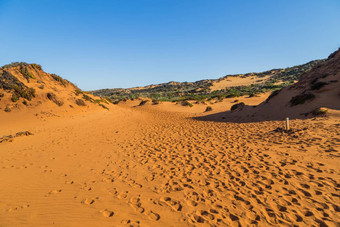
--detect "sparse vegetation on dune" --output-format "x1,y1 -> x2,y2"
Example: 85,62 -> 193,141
91,59 -> 323,103
0,70 -> 36,102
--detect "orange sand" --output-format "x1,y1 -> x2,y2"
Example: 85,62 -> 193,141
0,97 -> 339,226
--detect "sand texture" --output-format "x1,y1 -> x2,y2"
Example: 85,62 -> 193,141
0,101 -> 340,226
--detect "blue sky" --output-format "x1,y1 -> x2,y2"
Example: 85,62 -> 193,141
0,0 -> 339,90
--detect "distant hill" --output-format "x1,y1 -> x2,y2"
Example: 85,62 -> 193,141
91,59 -> 324,102
0,62 -> 110,112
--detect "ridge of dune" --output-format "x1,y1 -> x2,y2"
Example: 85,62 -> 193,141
0,62 -> 111,114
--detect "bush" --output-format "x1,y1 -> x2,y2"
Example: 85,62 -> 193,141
205,106 -> 212,112
11,94 -> 19,102
152,100 -> 160,105
99,104 -> 109,110
47,92 -> 64,106
51,74 -> 68,86
139,100 -> 148,106
312,107 -> 328,116
4,106 -> 11,112
290,93 -> 315,106
76,99 -> 86,106
311,82 -> 328,90
31,64 -> 42,71
82,94 -> 94,102
19,66 -> 35,81
181,100 -> 193,107
231,102 -> 245,111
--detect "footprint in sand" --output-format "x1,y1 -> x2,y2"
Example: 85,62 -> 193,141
159,196 -> 182,211
82,198 -> 95,205
145,210 -> 160,221
100,209 -> 114,217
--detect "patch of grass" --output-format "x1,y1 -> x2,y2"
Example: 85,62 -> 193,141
290,93 -> 315,106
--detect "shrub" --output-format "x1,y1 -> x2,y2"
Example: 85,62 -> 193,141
47,92 -> 64,106
82,94 -> 94,102
75,89 -> 82,95
99,104 -> 109,110
139,100 -> 148,106
205,106 -> 212,112
312,107 -> 328,116
51,74 -> 68,86
11,94 -> 19,102
38,85 -> 44,89
181,100 -> 193,107
0,92 -> 4,98
152,100 -> 160,105
4,106 -> 11,112
290,93 -> 315,106
231,102 -> 245,111
31,64 -> 42,71
19,66 -> 35,81
76,99 -> 86,106
311,82 -> 328,90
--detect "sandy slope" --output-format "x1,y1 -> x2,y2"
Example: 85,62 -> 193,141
0,97 -> 339,226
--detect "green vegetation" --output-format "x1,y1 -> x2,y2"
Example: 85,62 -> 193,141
0,70 -> 36,102
152,100 -> 160,105
91,59 -> 324,103
181,100 -> 193,107
47,92 -> 64,106
99,104 -> 109,110
313,107 -> 328,115
51,74 -> 69,86
76,99 -> 86,106
19,65 -> 35,81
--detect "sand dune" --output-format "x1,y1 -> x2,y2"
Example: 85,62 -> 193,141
1,52 -> 340,226
0,99 -> 339,226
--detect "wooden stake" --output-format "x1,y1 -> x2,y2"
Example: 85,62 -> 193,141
286,117 -> 290,131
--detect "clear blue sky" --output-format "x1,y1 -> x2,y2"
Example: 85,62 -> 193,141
0,0 -> 339,90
